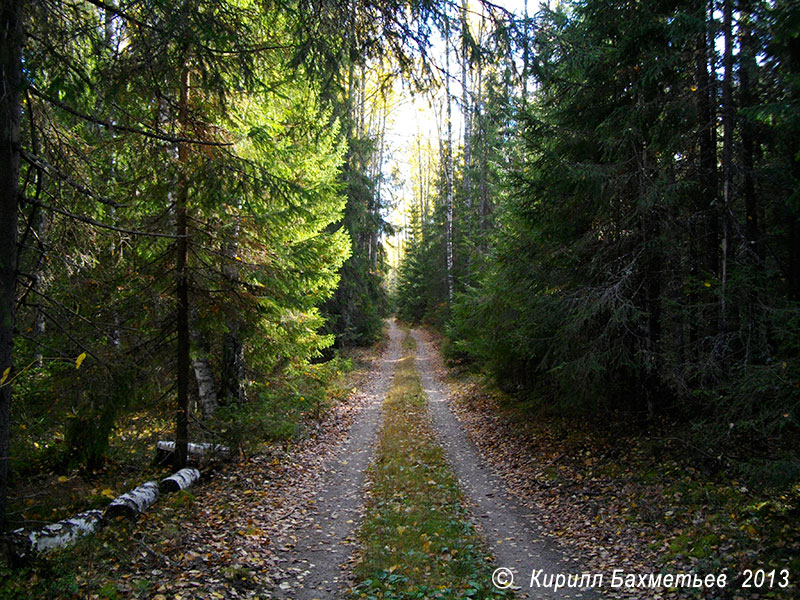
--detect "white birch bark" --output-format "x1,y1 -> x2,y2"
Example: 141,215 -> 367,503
104,481 -> 159,520
5,510 -> 103,558
159,467 -> 201,493
156,440 -> 230,458
445,16 -> 455,304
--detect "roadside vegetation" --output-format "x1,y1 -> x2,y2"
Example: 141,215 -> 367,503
449,374 -> 800,600
8,353 -> 355,528
0,348 -> 367,598
396,0 -> 800,539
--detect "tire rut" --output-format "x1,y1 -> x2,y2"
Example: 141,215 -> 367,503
411,328 -> 597,600
267,320 -> 403,599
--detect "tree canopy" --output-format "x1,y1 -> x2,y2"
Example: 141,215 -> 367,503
396,0 -> 800,477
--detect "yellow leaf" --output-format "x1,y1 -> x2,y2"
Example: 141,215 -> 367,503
0,367 -> 9,386
75,352 -> 87,370
101,488 -> 115,499
704,282 -> 712,288
57,475 -> 69,483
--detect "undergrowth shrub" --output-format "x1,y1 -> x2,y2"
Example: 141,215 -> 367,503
210,353 -> 352,454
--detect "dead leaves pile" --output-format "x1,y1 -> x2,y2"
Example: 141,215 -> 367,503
446,376 -> 798,600
446,381 -> 673,599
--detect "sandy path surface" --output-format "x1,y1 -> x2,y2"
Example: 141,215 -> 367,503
266,320 -> 402,599
412,328 -> 596,599
267,324 -> 595,599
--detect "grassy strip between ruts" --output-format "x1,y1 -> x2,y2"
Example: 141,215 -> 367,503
351,332 -> 510,600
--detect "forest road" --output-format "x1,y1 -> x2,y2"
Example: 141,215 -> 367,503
267,319 -> 402,599
268,322 -> 594,599
411,328 -> 597,600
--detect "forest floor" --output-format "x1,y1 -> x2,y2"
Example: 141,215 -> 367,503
2,324 -> 400,599
4,321 -> 797,599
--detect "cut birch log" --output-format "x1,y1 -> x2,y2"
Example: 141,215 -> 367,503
155,440 -> 230,464
2,510 -> 103,560
159,467 -> 201,493
104,481 -> 159,520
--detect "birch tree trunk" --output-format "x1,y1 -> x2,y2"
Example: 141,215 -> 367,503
219,200 -> 247,407
156,440 -> 230,461
160,467 -> 201,493
417,136 -> 425,237
371,102 -> 388,268
461,0 -> 471,214
522,0 -> 529,103
105,482 -> 160,520
739,5 -> 759,257
477,57 -> 489,232
6,510 -> 103,559
444,17 -> 455,305
691,0 -> 718,353
18,92 -> 47,368
190,322 -> 218,417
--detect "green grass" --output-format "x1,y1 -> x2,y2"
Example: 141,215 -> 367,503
352,332 -> 508,600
